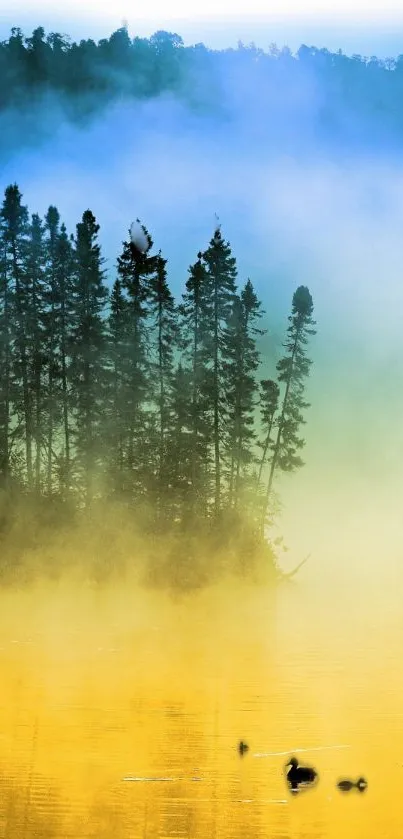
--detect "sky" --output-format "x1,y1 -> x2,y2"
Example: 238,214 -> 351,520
4,0 -> 403,16
2,0 -> 403,56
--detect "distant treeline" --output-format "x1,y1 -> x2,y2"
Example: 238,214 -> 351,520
0,184 -> 315,555
2,26 -> 403,145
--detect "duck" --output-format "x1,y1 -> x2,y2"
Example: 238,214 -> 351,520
337,777 -> 367,792
238,740 -> 249,757
285,757 -> 318,792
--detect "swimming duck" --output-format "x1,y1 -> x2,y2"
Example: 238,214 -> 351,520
285,757 -> 318,792
238,740 -> 249,757
337,777 -> 367,792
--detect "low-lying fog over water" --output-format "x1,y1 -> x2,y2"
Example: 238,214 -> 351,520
0,562 -> 401,837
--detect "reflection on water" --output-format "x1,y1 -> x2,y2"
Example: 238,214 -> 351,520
0,575 -> 401,837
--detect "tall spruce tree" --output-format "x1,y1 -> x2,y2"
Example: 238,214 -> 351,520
257,378 -> 280,486
116,222 -> 158,500
26,212 -> 47,492
200,224 -> 238,515
148,253 -> 177,514
105,277 -> 129,495
224,279 -> 264,510
43,205 -> 60,494
43,212 -> 75,495
69,209 -> 109,505
1,185 -> 32,487
166,362 -> 194,522
262,285 -> 316,532
0,189 -> 14,486
56,222 -> 75,493
178,254 -> 210,517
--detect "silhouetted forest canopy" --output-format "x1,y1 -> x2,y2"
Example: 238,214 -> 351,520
0,185 -> 315,587
2,25 -> 403,150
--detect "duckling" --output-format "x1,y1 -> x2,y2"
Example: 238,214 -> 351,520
337,777 -> 367,792
238,740 -> 249,757
285,757 -> 318,792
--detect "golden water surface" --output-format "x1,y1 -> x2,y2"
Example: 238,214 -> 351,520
0,564 -> 401,839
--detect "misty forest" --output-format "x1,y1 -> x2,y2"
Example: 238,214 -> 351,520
0,25 -> 340,587
0,178 -> 316,585
2,25 -> 403,154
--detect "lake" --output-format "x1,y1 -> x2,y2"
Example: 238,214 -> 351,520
0,568 -> 400,838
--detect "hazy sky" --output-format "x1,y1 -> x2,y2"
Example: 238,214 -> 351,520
2,0 -> 403,56
4,0 -> 403,17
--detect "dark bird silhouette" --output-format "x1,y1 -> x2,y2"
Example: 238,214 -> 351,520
238,740 -> 249,757
337,777 -> 367,792
285,757 -> 318,792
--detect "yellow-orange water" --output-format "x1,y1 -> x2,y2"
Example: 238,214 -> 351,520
0,570 -> 401,839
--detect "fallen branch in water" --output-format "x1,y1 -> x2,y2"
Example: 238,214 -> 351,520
281,552 -> 311,580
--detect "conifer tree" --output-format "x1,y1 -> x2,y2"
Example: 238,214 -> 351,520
1,185 -> 32,487
105,276 -> 133,496
56,222 -> 75,493
116,222 -> 157,498
200,224 -> 238,515
165,362 -> 193,522
148,253 -> 177,512
69,209 -> 109,505
224,279 -> 264,509
43,205 -> 60,494
26,212 -> 47,491
257,378 -> 280,486
0,192 -> 13,486
178,254 -> 210,516
262,285 -> 316,532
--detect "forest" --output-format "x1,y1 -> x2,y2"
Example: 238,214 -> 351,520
2,25 -> 403,151
0,184 -> 315,586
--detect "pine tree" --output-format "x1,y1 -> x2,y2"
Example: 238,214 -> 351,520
43,205 -> 60,494
1,185 -> 32,487
262,285 -> 316,532
42,211 -> 75,495
105,277 -> 130,495
224,279 -> 264,510
69,209 -> 109,505
26,212 -> 47,491
165,362 -> 194,522
257,378 -> 280,486
148,253 -> 177,514
55,222 -> 75,493
116,222 -> 157,500
200,224 -> 238,515
178,253 -> 210,517
0,192 -> 13,486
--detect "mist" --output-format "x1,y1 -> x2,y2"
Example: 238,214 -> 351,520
1,24 -> 403,837
2,38 -> 403,593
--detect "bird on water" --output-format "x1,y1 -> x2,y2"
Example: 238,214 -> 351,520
238,741 -> 249,757
337,777 -> 367,792
285,757 -> 318,792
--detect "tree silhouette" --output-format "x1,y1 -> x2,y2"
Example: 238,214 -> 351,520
261,285 -> 316,533
0,183 -> 317,584
69,209 -> 109,505
200,224 -> 237,515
